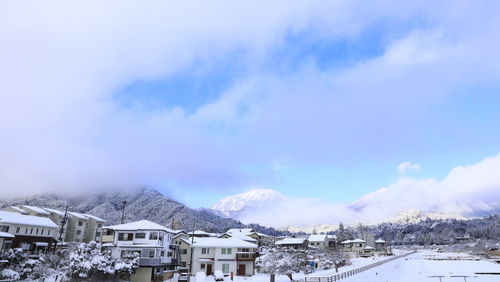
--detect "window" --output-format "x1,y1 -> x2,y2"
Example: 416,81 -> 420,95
96,232 -> 101,237
201,248 -> 209,254
221,248 -> 232,254
48,230 -> 50,235
78,221 -> 83,226
76,230 -> 82,235
25,228 -> 28,234
201,263 -> 206,269
135,232 -> 146,239
41,229 -> 44,235
161,251 -> 165,257
222,263 -> 230,274
149,251 -> 155,258
167,252 -> 172,257
30,228 -> 33,234
181,249 -> 188,254
118,233 -> 133,241
97,224 -> 102,228
149,232 -> 158,240
15,227 -> 20,233
0,225 -> 9,232
36,228 -> 39,234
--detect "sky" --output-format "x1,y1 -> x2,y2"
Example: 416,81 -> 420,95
1,1 -> 500,225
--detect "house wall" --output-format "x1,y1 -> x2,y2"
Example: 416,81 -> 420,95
191,247 -> 255,276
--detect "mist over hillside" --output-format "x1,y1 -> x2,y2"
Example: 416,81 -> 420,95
0,187 -> 279,234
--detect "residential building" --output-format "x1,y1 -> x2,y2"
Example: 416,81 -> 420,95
0,211 -> 58,254
374,239 -> 387,252
190,237 -> 257,276
308,234 -> 331,249
100,220 -> 177,282
341,239 -> 367,257
274,237 -> 309,249
172,233 -> 192,269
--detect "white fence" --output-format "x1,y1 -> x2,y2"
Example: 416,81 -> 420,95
304,251 -> 417,282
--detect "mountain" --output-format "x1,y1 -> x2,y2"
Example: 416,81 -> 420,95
382,209 -> 468,225
0,187 -> 248,232
211,188 -> 286,218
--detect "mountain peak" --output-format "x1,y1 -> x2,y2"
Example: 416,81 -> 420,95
211,188 -> 285,218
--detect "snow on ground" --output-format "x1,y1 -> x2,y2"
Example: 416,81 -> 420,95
341,250 -> 500,282
168,250 -> 499,282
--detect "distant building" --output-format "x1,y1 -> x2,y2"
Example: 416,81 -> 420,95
0,211 -> 58,254
308,234 -> 331,249
275,237 -> 309,249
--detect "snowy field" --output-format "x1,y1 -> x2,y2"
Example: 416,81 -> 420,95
340,250 -> 500,282
182,250 -> 500,282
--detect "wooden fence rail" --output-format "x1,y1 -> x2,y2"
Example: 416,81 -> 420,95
304,251 -> 417,282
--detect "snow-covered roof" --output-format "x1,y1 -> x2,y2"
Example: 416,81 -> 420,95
327,235 -> 337,239
21,205 -> 50,215
41,207 -> 65,216
341,240 -> 351,244
226,228 -> 254,235
222,233 -> 257,242
7,206 -> 27,213
364,246 -> 375,250
275,237 -> 307,245
257,232 -> 270,237
308,234 -> 327,242
0,231 -> 15,238
68,211 -> 89,220
190,230 -> 211,236
83,213 -> 105,222
0,211 -> 58,228
103,220 -> 174,233
191,237 -> 257,248
375,239 -> 386,243
350,239 -> 366,243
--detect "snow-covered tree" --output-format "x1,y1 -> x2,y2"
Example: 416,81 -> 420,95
256,247 -> 307,281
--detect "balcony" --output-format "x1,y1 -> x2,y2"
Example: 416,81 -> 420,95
236,253 -> 256,261
139,257 -> 162,266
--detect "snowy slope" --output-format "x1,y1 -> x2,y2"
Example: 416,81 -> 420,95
382,209 -> 468,224
211,188 -> 286,218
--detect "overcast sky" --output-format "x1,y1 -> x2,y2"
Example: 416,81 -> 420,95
1,1 -> 500,224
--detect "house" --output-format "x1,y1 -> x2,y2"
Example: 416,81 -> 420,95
172,233 -> 192,269
100,220 -> 177,282
0,211 -> 59,254
361,246 -> 375,257
275,237 -> 309,249
326,235 -> 337,249
341,239 -> 366,254
374,239 -> 387,252
308,234 -> 331,249
81,213 -> 106,243
190,237 -> 257,276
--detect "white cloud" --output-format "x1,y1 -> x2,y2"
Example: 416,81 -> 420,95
239,154 -> 500,227
397,162 -> 422,176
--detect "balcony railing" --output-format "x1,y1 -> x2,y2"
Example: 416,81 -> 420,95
139,257 -> 162,266
236,253 -> 256,260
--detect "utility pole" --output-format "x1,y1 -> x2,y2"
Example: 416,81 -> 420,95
58,206 -> 69,245
120,200 -> 127,224
189,221 -> 195,274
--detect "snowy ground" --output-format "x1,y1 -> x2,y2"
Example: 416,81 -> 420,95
179,250 -> 500,282
340,250 -> 500,282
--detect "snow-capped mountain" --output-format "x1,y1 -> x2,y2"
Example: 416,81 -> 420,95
383,209 -> 468,224
211,188 -> 286,218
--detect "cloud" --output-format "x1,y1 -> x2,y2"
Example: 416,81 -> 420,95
397,162 -> 421,176
239,153 -> 500,227
1,0 -> 500,204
